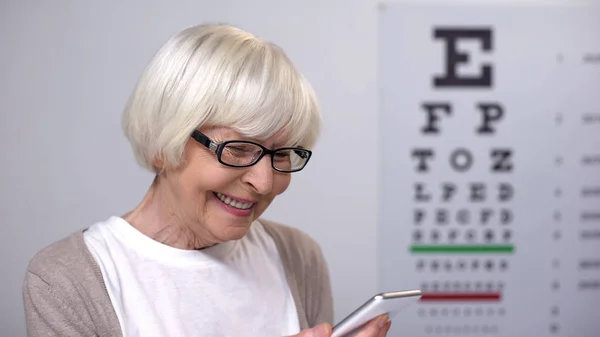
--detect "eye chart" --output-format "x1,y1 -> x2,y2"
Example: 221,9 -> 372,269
377,3 -> 600,337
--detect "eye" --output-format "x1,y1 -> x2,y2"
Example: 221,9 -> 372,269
229,146 -> 253,153
222,143 -> 262,159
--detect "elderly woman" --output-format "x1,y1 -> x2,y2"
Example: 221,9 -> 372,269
23,24 -> 391,337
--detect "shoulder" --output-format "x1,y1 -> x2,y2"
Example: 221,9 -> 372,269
24,229 -> 100,297
27,231 -> 89,277
23,231 -> 92,313
23,229 -> 122,336
257,218 -> 328,272
26,218 -> 117,282
258,219 -> 324,257
258,218 -> 334,326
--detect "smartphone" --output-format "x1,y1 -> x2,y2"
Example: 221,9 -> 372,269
331,289 -> 422,337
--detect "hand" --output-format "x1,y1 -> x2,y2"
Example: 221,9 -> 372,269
351,314 -> 392,337
286,314 -> 392,337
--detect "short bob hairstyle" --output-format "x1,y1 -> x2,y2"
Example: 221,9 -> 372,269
122,24 -> 321,173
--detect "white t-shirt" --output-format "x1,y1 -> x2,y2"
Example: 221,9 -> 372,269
83,216 -> 300,337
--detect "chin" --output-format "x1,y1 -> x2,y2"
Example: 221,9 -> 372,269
215,223 -> 253,242
206,192 -> 265,241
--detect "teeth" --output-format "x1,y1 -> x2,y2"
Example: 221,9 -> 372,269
215,192 -> 254,210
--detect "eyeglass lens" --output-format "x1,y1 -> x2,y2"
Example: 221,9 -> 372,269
220,142 -> 309,171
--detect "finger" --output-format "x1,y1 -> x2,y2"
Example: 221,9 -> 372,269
378,320 -> 392,337
284,323 -> 332,337
355,314 -> 389,337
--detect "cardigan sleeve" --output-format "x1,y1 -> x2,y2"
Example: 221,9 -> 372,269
23,271 -> 96,337
304,239 -> 335,327
22,232 -> 122,337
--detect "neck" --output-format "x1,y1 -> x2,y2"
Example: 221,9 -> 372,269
122,176 -> 217,250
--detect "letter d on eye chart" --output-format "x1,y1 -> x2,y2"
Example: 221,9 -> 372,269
377,3 -> 600,337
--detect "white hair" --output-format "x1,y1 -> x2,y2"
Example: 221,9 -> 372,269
122,23 -> 322,173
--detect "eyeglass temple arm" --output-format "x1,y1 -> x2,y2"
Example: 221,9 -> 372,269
192,131 -> 218,151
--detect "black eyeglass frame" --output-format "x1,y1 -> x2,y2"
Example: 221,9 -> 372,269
190,130 -> 312,173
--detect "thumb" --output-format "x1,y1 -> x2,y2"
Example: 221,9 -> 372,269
285,323 -> 332,337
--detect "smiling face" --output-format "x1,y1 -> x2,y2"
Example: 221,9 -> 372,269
122,25 -> 322,248
156,126 -> 292,244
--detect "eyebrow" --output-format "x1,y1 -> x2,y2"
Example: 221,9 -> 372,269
206,129 -> 301,149
230,135 -> 300,149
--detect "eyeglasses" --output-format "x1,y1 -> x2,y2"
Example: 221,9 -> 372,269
190,130 -> 312,173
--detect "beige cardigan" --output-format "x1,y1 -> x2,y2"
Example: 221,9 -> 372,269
22,219 -> 334,336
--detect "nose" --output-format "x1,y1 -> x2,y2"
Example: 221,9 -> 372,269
241,155 -> 273,195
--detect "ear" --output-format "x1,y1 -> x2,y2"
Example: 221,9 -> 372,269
152,152 -> 186,175
152,156 -> 165,170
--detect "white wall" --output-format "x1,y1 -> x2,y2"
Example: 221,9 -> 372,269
1,0 -> 592,336
1,0 -> 379,335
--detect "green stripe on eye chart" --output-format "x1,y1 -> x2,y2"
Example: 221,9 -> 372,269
410,245 -> 515,254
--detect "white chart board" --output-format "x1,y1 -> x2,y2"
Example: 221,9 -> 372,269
377,3 -> 600,337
